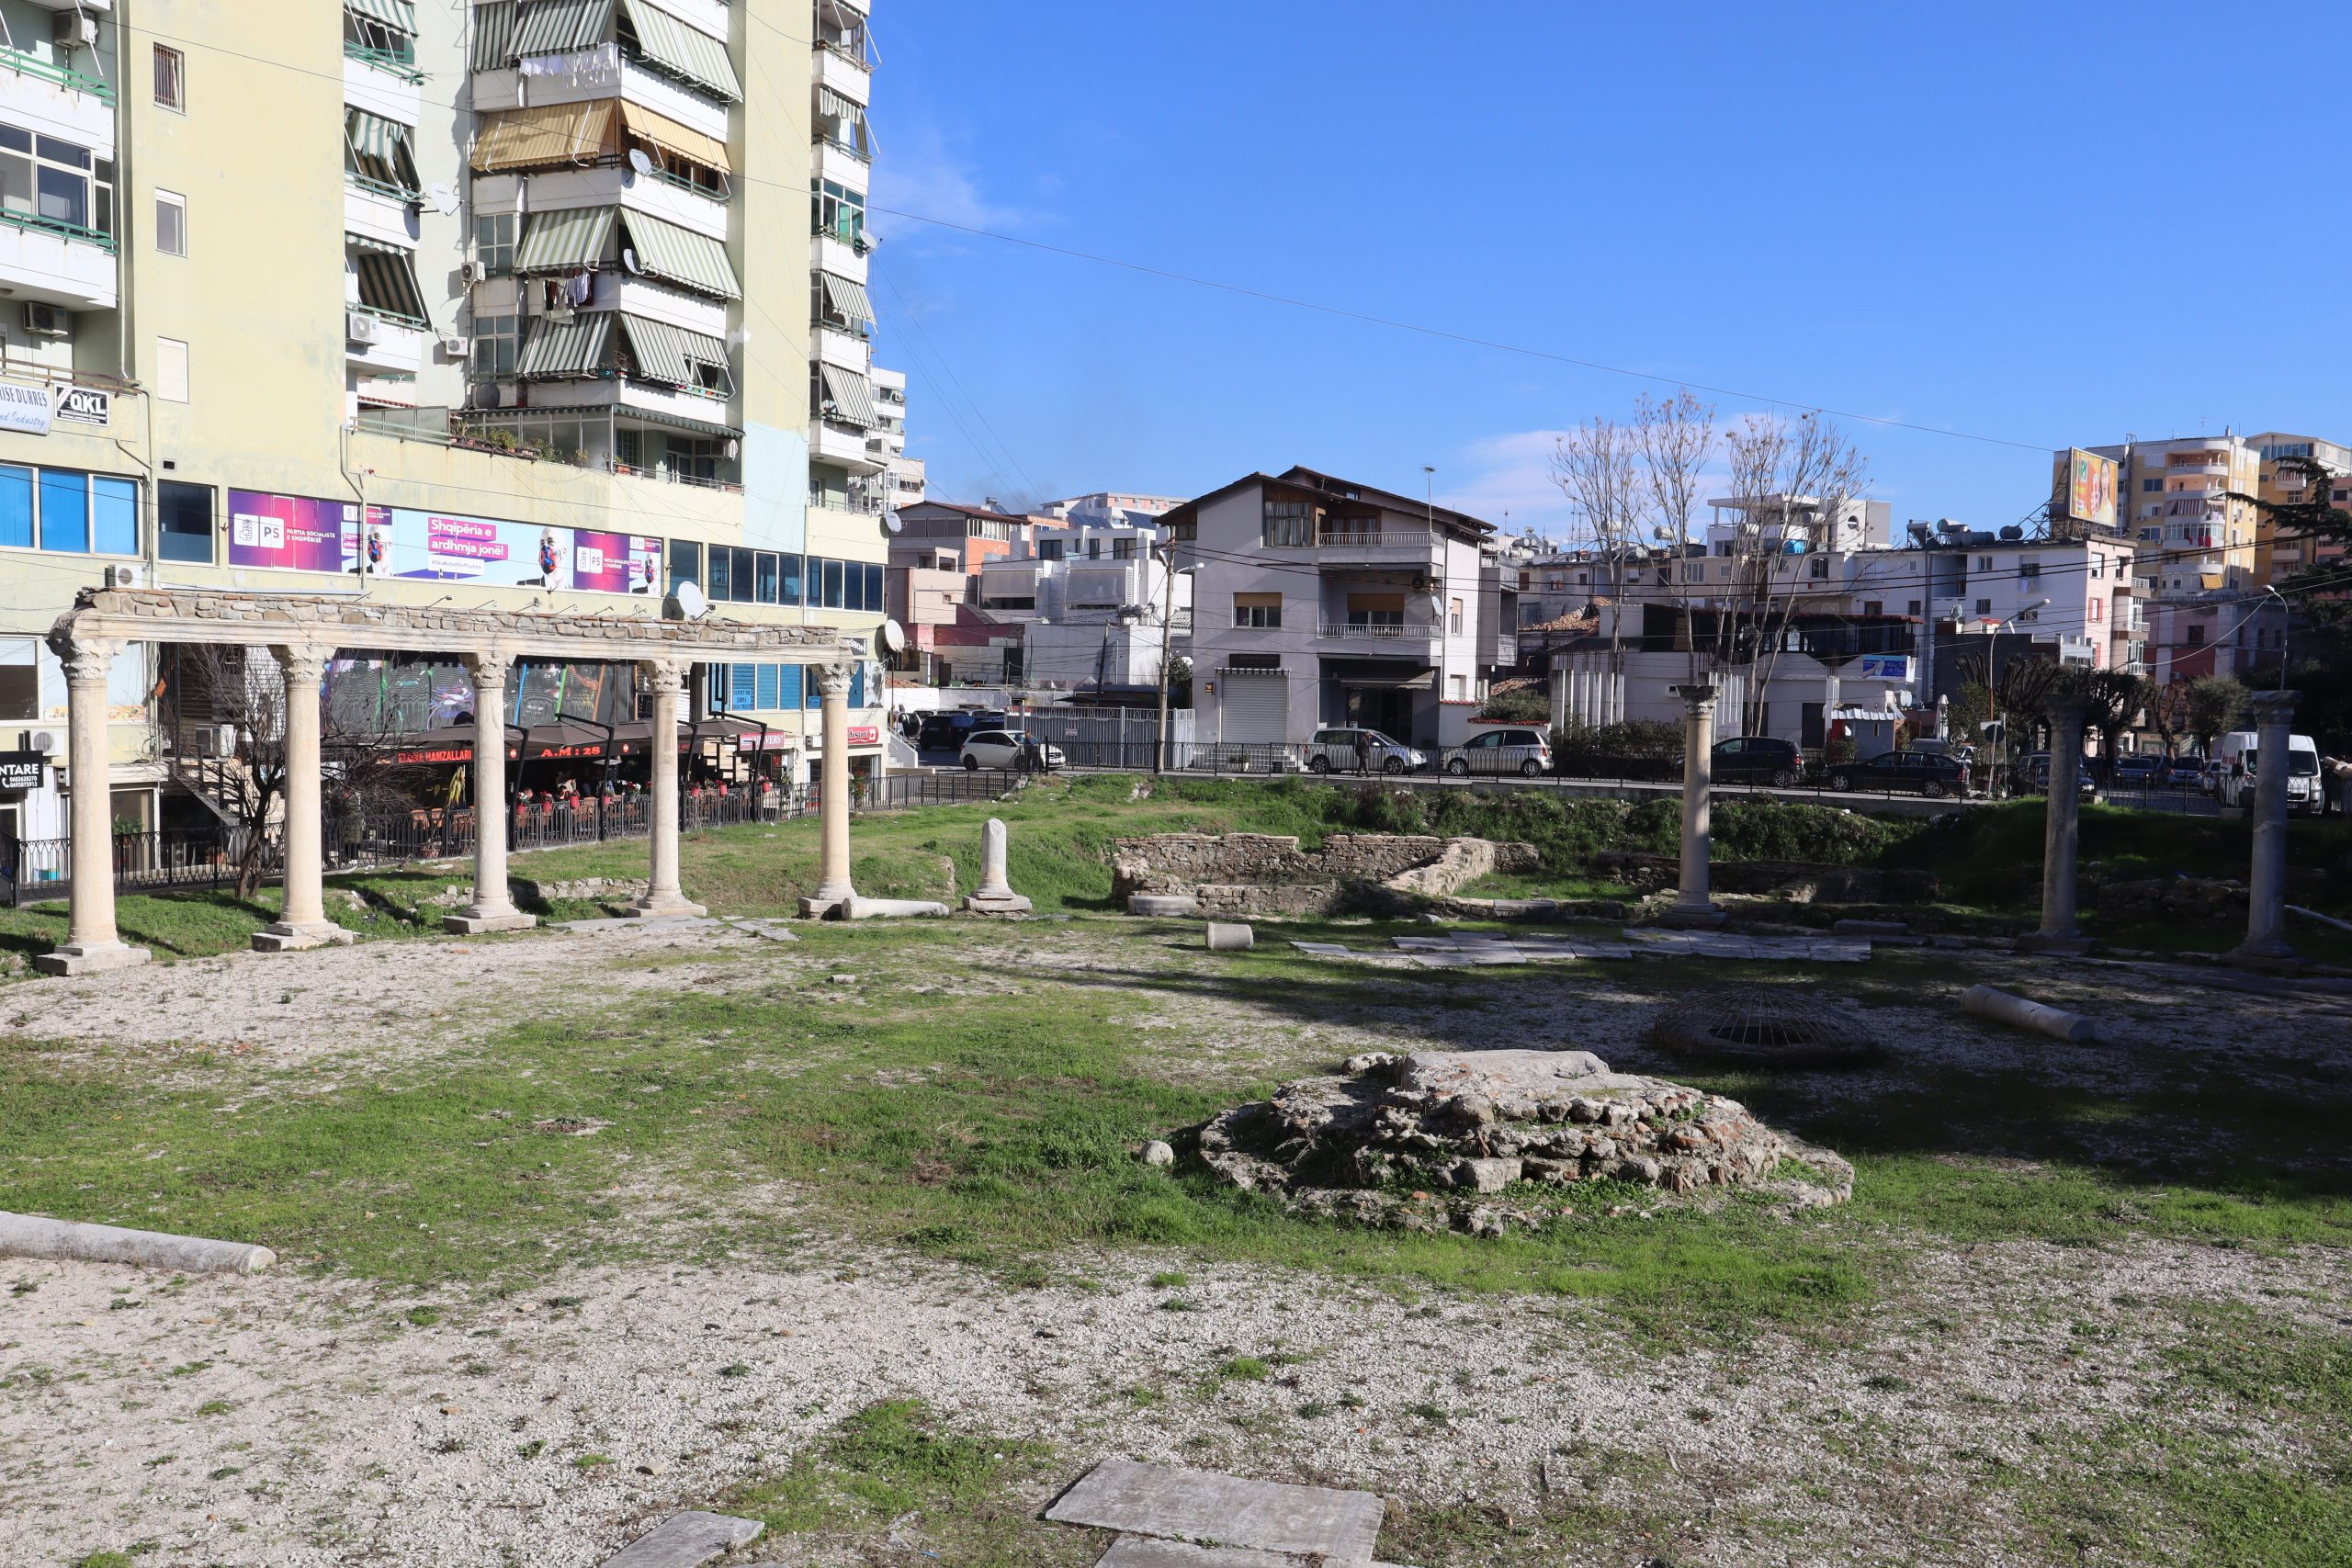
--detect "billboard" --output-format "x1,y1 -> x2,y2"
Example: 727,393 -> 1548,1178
224,491 -> 660,594
1857,653 -> 1912,682
2053,448 -> 2118,530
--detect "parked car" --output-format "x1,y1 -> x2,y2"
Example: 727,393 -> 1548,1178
2211,728 -> 2325,814
1441,727 -> 1553,777
918,709 -> 1006,751
1305,728 -> 1427,775
1826,750 -> 1971,798
960,730 -> 1062,772
2107,753 -> 2165,790
2201,758 -> 2231,796
1710,736 -> 1803,787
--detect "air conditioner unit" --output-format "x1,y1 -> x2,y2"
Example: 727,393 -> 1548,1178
52,10 -> 98,48
459,260 -> 481,284
346,310 -> 380,344
28,730 -> 60,755
196,725 -> 241,759
22,302 -> 68,338
103,563 -> 144,590
438,334 -> 469,359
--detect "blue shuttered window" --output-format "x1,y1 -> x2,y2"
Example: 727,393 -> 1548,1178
95,477 -> 138,556
39,469 -> 87,552
777,663 -> 802,710
0,466 -> 29,547
729,663 -> 757,711
755,663 -> 779,710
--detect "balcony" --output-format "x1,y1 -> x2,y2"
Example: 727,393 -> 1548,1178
0,208 -> 117,309
811,417 -> 882,471
815,232 -> 866,280
813,42 -> 869,105
0,45 -> 115,108
1264,527 -> 1442,565
1317,619 -> 1442,644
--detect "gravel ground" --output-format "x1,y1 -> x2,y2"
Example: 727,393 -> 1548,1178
5,1237 -> 2345,1568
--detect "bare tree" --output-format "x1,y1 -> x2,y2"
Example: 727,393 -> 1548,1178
178,645 -> 290,898
1721,412 -> 1871,732
1551,415 -> 1645,718
1633,390 -> 1719,683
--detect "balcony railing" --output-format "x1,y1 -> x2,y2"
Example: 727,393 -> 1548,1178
0,46 -> 115,103
344,41 -> 426,84
1317,620 -> 1441,640
0,204 -> 116,254
352,410 -> 743,491
1309,530 -> 1437,551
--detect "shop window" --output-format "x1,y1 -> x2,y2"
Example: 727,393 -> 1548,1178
39,470 -> 87,553
0,466 -> 28,548
755,664 -> 779,709
668,539 -> 701,596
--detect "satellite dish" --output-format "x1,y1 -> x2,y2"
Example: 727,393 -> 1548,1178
674,581 -> 709,619
879,619 -> 907,655
431,184 -> 458,216
882,510 -> 903,535
621,246 -> 641,275
628,148 -> 653,175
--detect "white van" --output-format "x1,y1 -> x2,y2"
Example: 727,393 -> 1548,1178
2211,729 -> 2324,814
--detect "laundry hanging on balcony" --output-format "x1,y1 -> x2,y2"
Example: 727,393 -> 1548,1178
470,99 -> 619,171
345,107 -> 422,197
617,209 -> 739,299
348,234 -> 430,328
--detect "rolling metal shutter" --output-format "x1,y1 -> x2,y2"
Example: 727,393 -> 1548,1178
1217,671 -> 1289,744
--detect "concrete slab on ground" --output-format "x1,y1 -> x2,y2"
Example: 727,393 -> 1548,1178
725,919 -> 801,942
560,916 -> 720,933
1093,1536 -> 1415,1567
1046,1460 -> 1385,1561
597,1510 -> 763,1568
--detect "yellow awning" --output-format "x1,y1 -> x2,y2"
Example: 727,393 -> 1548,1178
619,99 -> 730,175
469,99 -> 618,172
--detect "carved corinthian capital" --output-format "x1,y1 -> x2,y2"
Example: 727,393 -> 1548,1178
814,662 -> 854,699
462,649 -> 518,693
271,645 -> 334,690
639,660 -> 686,695
58,637 -> 120,687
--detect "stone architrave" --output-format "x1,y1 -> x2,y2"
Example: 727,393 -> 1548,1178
631,660 -> 707,919
1661,682 -> 1727,930
2232,688 -> 2301,966
254,646 -> 356,953
33,637 -> 151,976
962,818 -> 1031,913
799,662 -> 857,917
445,650 -> 537,934
2017,693 -> 2090,954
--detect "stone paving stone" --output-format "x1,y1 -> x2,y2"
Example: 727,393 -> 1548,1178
1046,1460 -> 1385,1560
1287,942 -> 1354,955
560,915 -> 721,933
1092,1537 -> 1312,1566
597,1511 -> 763,1568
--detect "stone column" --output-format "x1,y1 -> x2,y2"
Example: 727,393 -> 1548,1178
801,662 -> 857,916
963,817 -> 1032,913
446,651 -> 536,934
35,637 -> 150,976
2233,688 -> 2301,966
631,660 -> 706,919
1664,682 -> 1725,928
254,646 -> 354,953
2019,694 -> 2089,953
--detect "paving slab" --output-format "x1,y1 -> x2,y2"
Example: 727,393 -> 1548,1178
598,1510 -> 763,1568
1288,942 -> 1354,956
1093,1538 -> 1310,1567
725,919 -> 800,942
560,915 -> 720,933
1046,1460 -> 1385,1561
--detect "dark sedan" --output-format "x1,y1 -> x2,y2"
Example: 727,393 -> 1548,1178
1711,736 -> 1804,786
1826,750 -> 1970,798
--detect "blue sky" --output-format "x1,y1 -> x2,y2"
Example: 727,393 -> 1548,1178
862,1 -> 2350,541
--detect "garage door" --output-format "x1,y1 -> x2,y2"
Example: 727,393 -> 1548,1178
1218,671 -> 1289,744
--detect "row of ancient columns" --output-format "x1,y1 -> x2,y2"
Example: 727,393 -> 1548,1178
34,645 -> 863,976
1661,680 -> 2308,964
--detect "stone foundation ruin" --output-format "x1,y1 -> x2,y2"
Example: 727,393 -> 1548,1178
1197,1048 -> 1850,1234
1113,832 -> 1539,918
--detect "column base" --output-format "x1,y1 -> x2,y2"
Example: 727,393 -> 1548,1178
444,908 -> 539,935
2226,941 -> 2302,974
2015,931 -> 2092,956
33,940 -> 153,976
799,882 -> 855,919
1657,903 -> 1727,930
962,891 -> 1034,915
629,892 -> 708,920
252,920 -> 357,953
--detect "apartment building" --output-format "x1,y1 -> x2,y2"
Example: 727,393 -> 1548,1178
0,0 -> 905,844
2143,591 -> 2289,687
1038,491 -> 1182,530
869,365 -> 925,508
1159,467 -> 1514,750
2087,435 -> 2261,597
2248,431 -> 2350,587
974,522 -> 1190,693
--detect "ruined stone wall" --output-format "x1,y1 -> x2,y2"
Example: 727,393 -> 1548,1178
1113,832 -> 1540,915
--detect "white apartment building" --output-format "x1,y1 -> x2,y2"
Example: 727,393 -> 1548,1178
869,365 -> 926,507
975,523 -> 1190,691
1041,491 -> 1183,530
1159,467 -> 1515,750
1704,493 -> 1894,555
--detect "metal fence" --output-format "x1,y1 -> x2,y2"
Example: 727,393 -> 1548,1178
3,771 -> 1027,906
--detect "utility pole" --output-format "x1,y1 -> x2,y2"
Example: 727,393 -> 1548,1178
1153,541 -> 1179,773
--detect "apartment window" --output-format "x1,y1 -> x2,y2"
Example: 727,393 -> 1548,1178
2018,560 -> 2041,581
1086,536 -> 1102,559
1112,537 -> 1135,559
2089,598 -> 2103,623
1261,499 -> 1313,547
822,557 -> 845,609
707,545 -> 733,601
470,314 -> 516,378
1449,598 -> 1464,635
1861,601 -> 1883,617
1974,598 -> 1992,616
1809,556 -> 1828,579
1906,600 -> 1922,616
0,128 -> 108,239
811,178 -> 865,245
155,191 -> 186,256
780,553 -> 805,604
2186,625 -> 2205,648
1036,537 -> 1064,562
2142,478 -> 2162,492
667,539 -> 701,595
1974,555 -> 1994,572
1233,592 -> 1282,629
473,212 -> 515,276
154,45 -> 186,109
1448,674 -> 1466,701
755,551 -> 780,604
156,337 -> 189,401
157,481 -> 213,564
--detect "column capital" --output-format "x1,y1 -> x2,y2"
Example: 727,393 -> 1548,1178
2043,693 -> 2090,726
461,649 -> 518,688
1670,682 -> 1718,713
2248,688 -> 2300,725
814,661 -> 854,699
57,637 -> 121,686
269,644 -> 334,688
639,659 -> 687,695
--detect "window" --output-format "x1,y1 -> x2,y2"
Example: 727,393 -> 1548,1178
1113,537 -> 1135,559
473,212 -> 515,275
1086,536 -> 1101,559
470,314 -> 516,378
1861,601 -> 1883,617
1809,556 -> 1829,579
2018,560 -> 2041,580
0,127 -> 108,240
811,179 -> 865,245
1261,499 -> 1313,547
1449,598 -> 1464,635
1974,598 -> 1992,616
39,470 -> 86,553
2187,625 -> 2206,647
154,45 -> 186,109
158,481 -> 213,564
780,553 -> 804,605
707,546 -> 733,601
156,338 -> 189,401
1974,555 -> 1993,572
2089,598 -> 2103,623
1906,600 -> 1922,616
667,539 -> 701,595
1233,592 -> 1281,629
155,191 -> 186,256
2142,478 -> 2163,492
822,557 -> 845,609
0,466 -> 28,547
756,551 -> 780,604
1449,674 -> 1466,701
1036,537 -> 1064,562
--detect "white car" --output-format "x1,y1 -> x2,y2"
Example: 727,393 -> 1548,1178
960,729 -> 1063,772
1441,727 -> 1553,777
1303,727 -> 1426,774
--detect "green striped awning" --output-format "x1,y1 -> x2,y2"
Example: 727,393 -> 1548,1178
819,365 -> 876,428
349,240 -> 429,327
616,0 -> 741,101
617,315 -> 729,390
345,107 -> 421,196
517,311 -> 614,378
618,210 -> 738,299
470,1 -> 516,69
513,0 -> 614,56
819,272 -> 873,327
515,205 -> 617,272
346,0 -> 418,35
